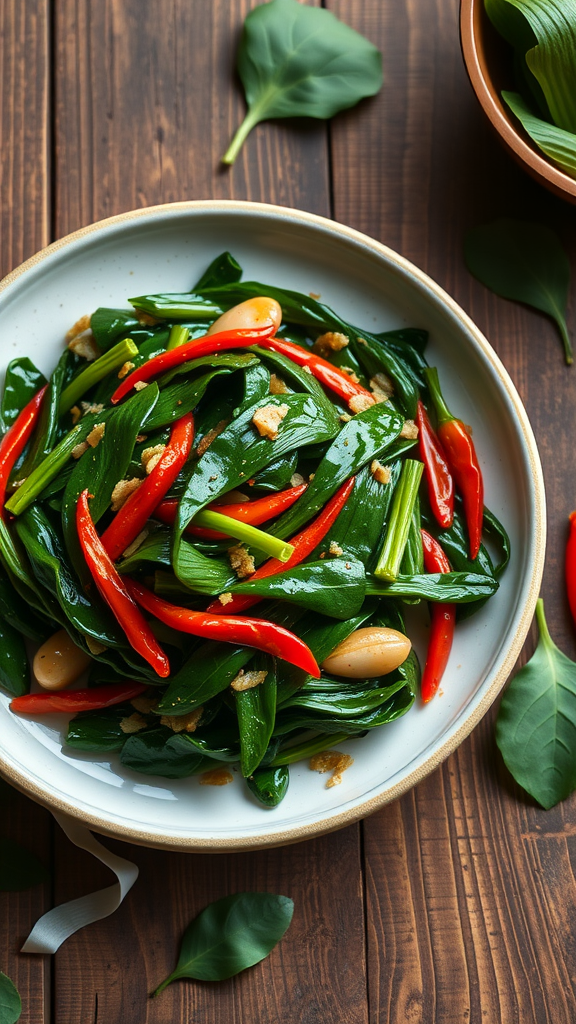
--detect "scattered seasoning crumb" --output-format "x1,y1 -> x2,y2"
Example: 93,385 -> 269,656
219,592 -> 233,606
252,403 -> 289,440
269,373 -> 290,395
370,372 -> 394,403
349,393 -> 375,414
345,562 -> 352,570
70,405 -> 81,425
230,669 -> 268,692
65,314 -> 91,343
370,460 -> 391,484
118,360 -> 135,379
312,331 -> 349,356
228,543 -> 255,579
400,419 -> 419,440
68,332 -> 100,361
10,478 -> 26,491
111,477 -> 142,511
160,708 -> 203,734
309,291 -> 321,299
310,751 -> 354,788
340,366 -> 360,383
134,380 -> 149,391
86,422 -> 106,448
199,768 -> 234,786
303,365 -> 313,375
308,472 -> 315,481
339,413 -> 352,423
81,402 -> 104,417
329,540 -> 344,557
71,441 -> 89,460
136,434 -> 147,443
135,311 -> 158,326
120,712 -> 147,734
357,336 -> 368,346
320,551 -> 326,559
141,444 -> 166,474
122,529 -> 149,559
209,474 -> 218,481
196,419 -> 228,458
85,636 -> 107,656
131,695 -> 158,714
290,472 -> 306,487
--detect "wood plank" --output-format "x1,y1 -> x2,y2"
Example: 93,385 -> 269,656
329,0 -> 576,1020
0,2 -> 51,1022
53,2 -> 367,1022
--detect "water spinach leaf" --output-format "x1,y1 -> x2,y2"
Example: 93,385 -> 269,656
231,557 -> 367,619
1,358 -> 47,433
496,598 -> 576,809
464,218 -> 572,364
0,973 -> 21,1024
222,0 -> 382,164
235,656 -> 277,777
246,764 -> 289,807
0,616 -> 28,697
154,892 -> 294,991
0,838 -> 50,891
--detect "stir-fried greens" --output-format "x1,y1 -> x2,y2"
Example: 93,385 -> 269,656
0,251 -> 509,807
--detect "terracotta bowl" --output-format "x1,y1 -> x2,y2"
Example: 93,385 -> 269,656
460,0 -> 576,204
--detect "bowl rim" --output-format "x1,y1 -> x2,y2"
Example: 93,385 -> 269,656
0,199 -> 546,851
459,0 -> 576,202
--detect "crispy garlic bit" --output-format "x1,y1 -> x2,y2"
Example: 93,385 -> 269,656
228,543 -> 255,579
321,626 -> 411,679
310,751 -> 354,788
349,393 -> 375,415
312,331 -> 349,356
120,713 -> 147,735
199,768 -> 234,786
141,444 -> 166,474
269,373 -> 289,395
400,419 -> 419,440
160,708 -> 203,733
252,403 -> 289,440
206,296 -> 282,336
370,460 -> 391,485
230,669 -> 268,692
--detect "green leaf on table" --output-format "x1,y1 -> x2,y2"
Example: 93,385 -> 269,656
496,598 -> 576,809
222,0 -> 382,164
0,838 -> 50,891
0,972 -> 21,1024
464,218 -> 573,364
503,90 -> 576,179
154,892 -> 294,992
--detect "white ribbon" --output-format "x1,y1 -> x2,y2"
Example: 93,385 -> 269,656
21,812 -> 139,955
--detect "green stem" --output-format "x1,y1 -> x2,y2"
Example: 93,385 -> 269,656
270,732 -> 350,767
166,325 -> 190,351
193,509 -> 294,562
423,367 -> 453,425
535,597 -> 552,646
128,296 -> 222,320
221,107 -> 262,165
5,426 -> 83,515
59,339 -> 138,415
557,316 -> 574,366
374,459 -> 424,582
152,972 -> 176,998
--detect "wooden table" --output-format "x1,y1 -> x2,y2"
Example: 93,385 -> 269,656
2,2 -> 576,1021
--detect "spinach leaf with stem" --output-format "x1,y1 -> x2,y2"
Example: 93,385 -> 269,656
464,218 -> 573,364
235,655 -> 277,777
221,0 -> 382,165
496,598 -> 576,809
153,893 -> 294,991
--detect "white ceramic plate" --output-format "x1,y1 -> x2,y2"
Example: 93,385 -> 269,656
0,201 -> 545,850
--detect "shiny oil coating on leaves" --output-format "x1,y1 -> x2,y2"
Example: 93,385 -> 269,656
154,892 -> 294,990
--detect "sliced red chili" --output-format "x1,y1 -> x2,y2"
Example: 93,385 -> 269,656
10,681 -> 147,714
206,476 -> 355,615
0,384 -> 48,516
100,412 -> 195,562
257,335 -> 375,412
155,483 -> 307,541
425,368 -> 483,559
416,399 -> 454,529
111,325 -> 276,403
420,529 -> 455,703
125,578 -> 320,678
566,512 -> 576,627
76,490 -> 170,678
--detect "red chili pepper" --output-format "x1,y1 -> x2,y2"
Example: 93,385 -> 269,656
155,483 -> 307,541
416,399 -> 454,529
206,476 -> 355,615
257,336 -> 375,412
100,413 -> 195,562
10,681 -> 147,715
425,368 -> 483,559
111,325 -> 276,404
566,512 -> 576,626
0,384 -> 48,516
420,529 -> 456,703
125,578 -> 321,678
76,490 -> 170,678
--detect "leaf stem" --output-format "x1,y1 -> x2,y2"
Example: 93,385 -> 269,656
221,108 -> 262,165
423,367 -> 453,424
152,972 -> 176,998
5,426 -> 83,515
166,325 -> 190,351
535,597 -> 552,646
557,317 -> 574,366
193,510 -> 294,562
374,460 -> 424,582
270,732 -> 350,766
59,339 -> 138,415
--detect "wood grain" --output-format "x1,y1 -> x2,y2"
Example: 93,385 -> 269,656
329,0 -> 576,1021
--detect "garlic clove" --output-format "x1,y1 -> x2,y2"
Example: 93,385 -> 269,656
207,296 -> 282,336
33,629 -> 92,691
321,626 -> 411,679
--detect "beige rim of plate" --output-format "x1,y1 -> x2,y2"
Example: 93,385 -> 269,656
0,200 -> 546,851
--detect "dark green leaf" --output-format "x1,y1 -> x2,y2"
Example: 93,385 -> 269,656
246,765 -> 289,807
235,656 -> 277,776
1,358 -> 47,432
367,571 -> 498,603
193,252 -> 243,290
231,557 -> 366,619
120,729 -> 217,779
157,645 -> 255,716
0,838 -> 50,891
0,972 -> 21,1024
154,892 -> 294,990
464,218 -> 573,364
66,703 -> 137,751
0,615 -> 29,697
222,0 -> 382,164
503,90 -> 576,179
90,308 -> 140,350
496,598 -> 576,809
